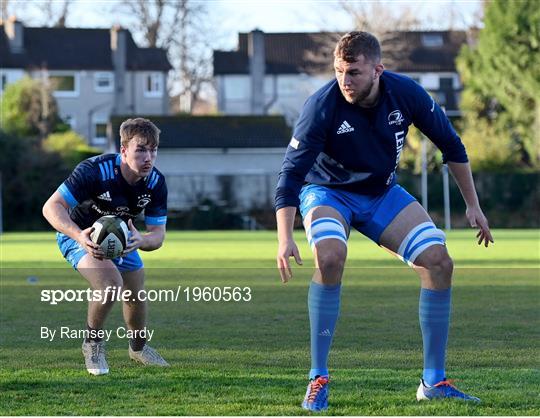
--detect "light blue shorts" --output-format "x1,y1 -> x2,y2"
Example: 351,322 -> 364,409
56,233 -> 143,272
299,184 -> 416,244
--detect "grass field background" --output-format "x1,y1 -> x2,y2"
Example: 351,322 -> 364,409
1,229 -> 539,415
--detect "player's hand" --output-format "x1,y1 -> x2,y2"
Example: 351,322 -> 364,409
78,226 -> 104,260
277,239 -> 303,283
123,219 -> 144,254
466,205 -> 494,247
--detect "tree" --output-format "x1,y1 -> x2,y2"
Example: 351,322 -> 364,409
456,0 -> 540,169
117,0 -> 213,113
1,0 -> 72,27
338,0 -> 421,69
0,131 -> 69,230
306,0 -> 422,75
43,130 -> 101,169
45,0 -> 71,28
0,77 -> 61,139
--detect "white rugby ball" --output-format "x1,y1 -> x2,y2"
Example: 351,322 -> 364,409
90,215 -> 129,259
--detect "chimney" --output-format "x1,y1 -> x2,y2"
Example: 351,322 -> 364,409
111,25 -> 127,115
4,16 -> 24,53
248,29 -> 265,115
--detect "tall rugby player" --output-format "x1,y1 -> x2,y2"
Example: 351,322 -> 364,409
275,32 -> 493,411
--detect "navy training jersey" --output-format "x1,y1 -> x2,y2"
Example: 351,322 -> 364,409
57,153 -> 167,229
275,71 -> 468,210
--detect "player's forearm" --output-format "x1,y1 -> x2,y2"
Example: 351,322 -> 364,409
42,200 -> 81,240
276,207 -> 297,242
139,230 -> 165,251
447,161 -> 481,208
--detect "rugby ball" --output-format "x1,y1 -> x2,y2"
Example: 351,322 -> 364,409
90,215 -> 129,259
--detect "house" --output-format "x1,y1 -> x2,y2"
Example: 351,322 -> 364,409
213,30 -> 467,121
111,115 -> 291,211
0,18 -> 172,148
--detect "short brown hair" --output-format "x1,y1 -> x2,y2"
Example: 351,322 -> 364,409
334,31 -> 381,64
119,118 -> 160,148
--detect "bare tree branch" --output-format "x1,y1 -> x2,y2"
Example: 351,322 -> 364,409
117,0 -> 213,113
306,0 -> 423,74
339,0 -> 421,69
54,0 -> 71,28
6,0 -> 72,27
43,0 -> 71,27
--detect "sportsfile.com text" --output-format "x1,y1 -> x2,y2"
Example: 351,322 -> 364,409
40,286 -> 252,305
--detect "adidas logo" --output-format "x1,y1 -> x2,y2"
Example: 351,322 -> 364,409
97,191 -> 112,201
337,120 -> 354,134
318,328 -> 332,337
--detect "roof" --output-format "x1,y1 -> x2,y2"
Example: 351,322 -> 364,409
214,32 -> 333,75
110,115 -> 291,149
0,26 -> 172,71
213,30 -> 467,75
387,31 -> 467,72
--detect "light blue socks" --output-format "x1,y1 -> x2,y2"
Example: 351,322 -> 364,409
419,287 -> 451,385
308,281 -> 341,379
308,283 -> 450,384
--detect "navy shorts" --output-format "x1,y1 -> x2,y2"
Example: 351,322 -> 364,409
299,184 -> 416,244
56,233 -> 143,272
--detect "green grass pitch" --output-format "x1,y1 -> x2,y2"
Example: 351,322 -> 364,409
1,229 -> 539,415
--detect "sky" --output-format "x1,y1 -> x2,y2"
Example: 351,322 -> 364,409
11,0 -> 483,50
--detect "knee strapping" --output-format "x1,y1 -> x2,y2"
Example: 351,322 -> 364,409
306,217 -> 347,251
397,222 -> 446,266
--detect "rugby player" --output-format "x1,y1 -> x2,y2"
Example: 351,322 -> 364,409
275,32 -> 493,411
43,118 -> 169,375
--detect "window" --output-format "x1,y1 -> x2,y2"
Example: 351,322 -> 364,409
63,115 -> 76,130
91,114 -> 108,147
144,73 -> 163,97
92,123 -> 108,146
50,73 -> 79,97
94,72 -> 114,93
421,34 -> 443,47
95,123 -> 107,138
439,77 -> 453,90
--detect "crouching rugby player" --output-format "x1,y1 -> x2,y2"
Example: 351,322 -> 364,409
43,118 -> 169,375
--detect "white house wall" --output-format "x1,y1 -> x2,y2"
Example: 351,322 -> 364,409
157,148 -> 285,175
266,74 -> 329,124
16,70 -> 169,146
133,71 -> 169,115
0,68 -> 25,94
156,148 -> 287,210
218,75 -> 251,114
28,69 -> 115,144
400,72 -> 461,90
217,73 -> 329,123
217,71 -> 461,122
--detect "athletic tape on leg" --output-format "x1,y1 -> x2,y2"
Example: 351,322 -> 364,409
306,217 -> 347,251
397,222 -> 446,266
